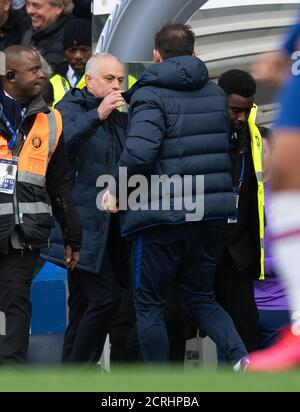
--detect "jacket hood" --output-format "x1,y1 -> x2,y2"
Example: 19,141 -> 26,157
123,55 -> 208,103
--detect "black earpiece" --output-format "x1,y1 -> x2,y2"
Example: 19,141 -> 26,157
5,70 -> 15,80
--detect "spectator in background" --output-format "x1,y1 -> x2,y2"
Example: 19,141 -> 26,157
0,0 -> 30,50
22,0 -> 74,70
254,127 -> 290,350
50,18 -> 91,107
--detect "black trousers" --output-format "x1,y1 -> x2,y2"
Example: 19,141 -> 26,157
0,248 -> 39,364
62,251 -> 123,363
215,249 -> 259,354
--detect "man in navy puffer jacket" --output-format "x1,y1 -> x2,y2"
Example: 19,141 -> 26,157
103,24 -> 248,367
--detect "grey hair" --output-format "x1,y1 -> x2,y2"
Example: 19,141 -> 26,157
49,0 -> 74,15
85,53 -> 124,77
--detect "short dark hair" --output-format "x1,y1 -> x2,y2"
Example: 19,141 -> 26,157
154,23 -> 195,60
218,69 -> 257,98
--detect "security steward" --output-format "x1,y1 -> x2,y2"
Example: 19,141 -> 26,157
0,45 -> 81,364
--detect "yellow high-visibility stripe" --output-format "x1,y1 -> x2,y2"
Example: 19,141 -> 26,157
248,104 -> 265,280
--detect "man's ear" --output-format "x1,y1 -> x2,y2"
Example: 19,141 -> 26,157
192,51 -> 196,57
153,49 -> 162,64
85,74 -> 92,91
3,0 -> 10,13
55,3 -> 64,17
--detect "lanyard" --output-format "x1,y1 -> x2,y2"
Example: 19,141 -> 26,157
239,153 -> 245,188
61,77 -> 70,93
1,110 -> 26,150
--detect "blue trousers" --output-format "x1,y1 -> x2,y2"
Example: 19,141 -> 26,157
258,310 -> 290,349
131,222 -> 247,364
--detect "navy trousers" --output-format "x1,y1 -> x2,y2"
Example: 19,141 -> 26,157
61,253 -> 122,363
131,222 -> 247,364
62,216 -> 129,363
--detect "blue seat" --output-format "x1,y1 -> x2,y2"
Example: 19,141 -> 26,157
31,261 -> 67,334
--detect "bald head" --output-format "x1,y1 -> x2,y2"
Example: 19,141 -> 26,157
5,45 -> 40,71
2,46 -> 45,100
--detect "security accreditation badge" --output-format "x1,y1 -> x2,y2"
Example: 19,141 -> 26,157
227,186 -> 239,224
0,157 -> 18,194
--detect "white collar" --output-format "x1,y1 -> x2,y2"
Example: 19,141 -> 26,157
4,90 -> 14,100
66,65 -> 79,88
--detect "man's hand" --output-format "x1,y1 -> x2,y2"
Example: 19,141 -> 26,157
65,245 -> 80,271
101,190 -> 119,213
97,90 -> 124,121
